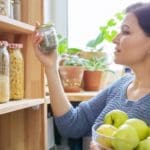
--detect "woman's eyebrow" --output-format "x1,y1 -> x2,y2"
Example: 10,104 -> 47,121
121,24 -> 130,30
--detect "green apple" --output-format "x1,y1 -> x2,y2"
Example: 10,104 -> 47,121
125,118 -> 149,140
136,138 -> 150,150
104,109 -> 128,128
112,124 -> 140,150
96,124 -> 117,148
148,126 -> 150,136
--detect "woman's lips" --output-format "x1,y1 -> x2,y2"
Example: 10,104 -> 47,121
114,48 -> 121,54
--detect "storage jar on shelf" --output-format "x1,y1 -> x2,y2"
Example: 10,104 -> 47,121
0,0 -> 11,17
8,43 -> 24,100
0,41 -> 10,103
13,0 -> 21,20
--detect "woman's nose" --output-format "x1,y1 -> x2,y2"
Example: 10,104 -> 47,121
113,33 -> 120,44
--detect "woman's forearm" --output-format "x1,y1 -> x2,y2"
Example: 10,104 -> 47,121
45,67 -> 72,116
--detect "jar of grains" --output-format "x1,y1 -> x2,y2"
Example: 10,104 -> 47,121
8,43 -> 24,100
37,23 -> 58,54
0,41 -> 10,103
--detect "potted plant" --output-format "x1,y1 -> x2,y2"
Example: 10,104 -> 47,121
57,34 -> 86,92
59,55 -> 86,92
82,56 -> 113,91
79,12 -> 124,91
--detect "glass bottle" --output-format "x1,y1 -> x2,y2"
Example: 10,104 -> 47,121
0,41 -> 10,103
8,43 -> 24,100
37,24 -> 58,54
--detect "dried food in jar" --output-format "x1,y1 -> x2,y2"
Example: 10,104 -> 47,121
9,43 -> 24,100
0,41 -> 10,103
37,23 -> 58,54
0,75 -> 9,102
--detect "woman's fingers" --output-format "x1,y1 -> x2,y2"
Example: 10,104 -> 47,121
33,32 -> 43,45
90,141 -> 100,150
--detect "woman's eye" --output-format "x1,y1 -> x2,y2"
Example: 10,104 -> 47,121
122,30 -> 130,35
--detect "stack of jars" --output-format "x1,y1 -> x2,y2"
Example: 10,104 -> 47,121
8,43 -> 24,100
0,41 -> 24,103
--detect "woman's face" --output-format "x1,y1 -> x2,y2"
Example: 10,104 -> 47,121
113,13 -> 150,67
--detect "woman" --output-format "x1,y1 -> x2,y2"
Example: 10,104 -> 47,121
33,2 -> 150,149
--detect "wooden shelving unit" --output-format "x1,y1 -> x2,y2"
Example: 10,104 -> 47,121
0,99 -> 45,115
0,15 -> 35,34
0,1 -> 47,150
66,92 -> 98,102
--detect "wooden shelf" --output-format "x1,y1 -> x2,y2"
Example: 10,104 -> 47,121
66,92 -> 98,102
0,15 -> 35,34
0,99 -> 45,115
46,92 -> 98,103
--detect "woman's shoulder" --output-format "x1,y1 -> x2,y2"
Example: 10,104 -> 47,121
107,73 -> 134,92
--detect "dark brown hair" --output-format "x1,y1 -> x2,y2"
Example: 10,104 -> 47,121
126,2 -> 150,36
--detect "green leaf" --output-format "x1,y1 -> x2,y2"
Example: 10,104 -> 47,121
115,12 -> 125,21
67,48 -> 81,54
86,33 -> 104,49
107,19 -> 116,27
57,38 -> 68,55
104,30 -> 117,41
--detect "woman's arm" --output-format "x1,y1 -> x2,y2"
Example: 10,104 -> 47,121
33,32 -> 72,116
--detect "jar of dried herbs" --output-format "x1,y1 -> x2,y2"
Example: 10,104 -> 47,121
37,24 -> 58,54
0,41 -> 10,103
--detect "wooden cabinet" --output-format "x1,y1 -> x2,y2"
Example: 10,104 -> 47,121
0,0 -> 48,150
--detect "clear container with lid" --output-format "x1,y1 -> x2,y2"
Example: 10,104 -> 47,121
0,0 -> 11,16
8,43 -> 24,100
0,41 -> 10,103
37,24 -> 58,54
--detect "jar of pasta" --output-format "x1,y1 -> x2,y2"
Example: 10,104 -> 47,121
37,23 -> 58,54
0,41 -> 10,103
8,43 -> 24,100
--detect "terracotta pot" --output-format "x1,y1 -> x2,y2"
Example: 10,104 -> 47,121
59,66 -> 84,92
83,70 -> 103,91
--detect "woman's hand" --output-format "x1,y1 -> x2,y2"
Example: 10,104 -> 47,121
90,141 -> 106,150
32,31 -> 58,69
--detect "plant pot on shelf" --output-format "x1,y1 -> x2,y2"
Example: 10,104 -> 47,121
83,70 -> 103,91
59,66 -> 84,92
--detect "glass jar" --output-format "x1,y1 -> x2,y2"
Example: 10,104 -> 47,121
13,0 -> 21,20
0,0 -> 11,16
37,24 -> 58,54
0,41 -> 10,103
8,43 -> 24,100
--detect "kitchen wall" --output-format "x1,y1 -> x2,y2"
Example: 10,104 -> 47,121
44,0 -> 68,38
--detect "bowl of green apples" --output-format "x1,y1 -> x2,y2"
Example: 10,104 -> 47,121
92,109 -> 150,150
92,123 -> 138,150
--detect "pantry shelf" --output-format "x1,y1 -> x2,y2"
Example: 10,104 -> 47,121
0,99 -> 45,115
0,15 -> 35,34
46,92 -> 98,102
